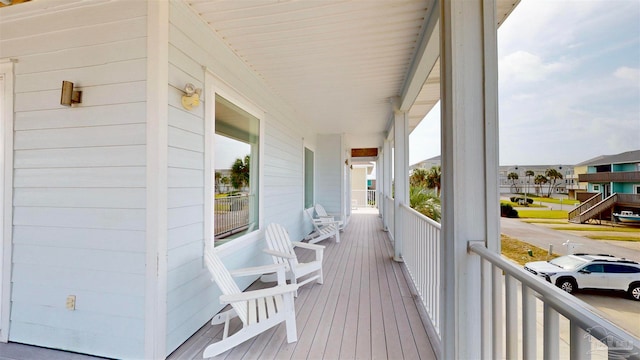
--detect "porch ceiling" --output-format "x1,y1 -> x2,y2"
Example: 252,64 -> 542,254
188,0 -> 519,149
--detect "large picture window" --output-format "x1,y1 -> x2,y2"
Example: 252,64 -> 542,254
213,95 -> 260,246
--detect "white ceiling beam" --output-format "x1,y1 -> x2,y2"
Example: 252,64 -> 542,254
398,0 -> 440,112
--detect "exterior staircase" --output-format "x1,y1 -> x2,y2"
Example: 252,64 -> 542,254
569,193 -> 640,223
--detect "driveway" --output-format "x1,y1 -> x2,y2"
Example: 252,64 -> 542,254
500,217 -> 640,339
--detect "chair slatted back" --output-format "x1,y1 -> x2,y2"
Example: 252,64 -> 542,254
265,223 -> 299,269
314,204 -> 328,217
205,250 -> 248,324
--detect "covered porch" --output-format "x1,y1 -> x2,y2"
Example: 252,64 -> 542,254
1,0 -> 639,359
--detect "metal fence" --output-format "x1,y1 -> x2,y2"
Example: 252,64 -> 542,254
214,194 -> 250,238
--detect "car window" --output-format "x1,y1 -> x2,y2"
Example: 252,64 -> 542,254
583,264 -> 604,273
603,264 -> 640,273
549,256 -> 588,270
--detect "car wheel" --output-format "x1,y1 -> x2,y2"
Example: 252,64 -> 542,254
628,283 -> 640,301
557,278 -> 576,294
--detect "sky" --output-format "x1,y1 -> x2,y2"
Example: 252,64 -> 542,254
409,0 -> 640,166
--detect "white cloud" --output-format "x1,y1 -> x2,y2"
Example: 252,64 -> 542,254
499,51 -> 569,83
613,66 -> 640,82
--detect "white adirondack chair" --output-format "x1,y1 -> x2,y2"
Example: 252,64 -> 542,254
314,203 -> 344,230
262,223 -> 324,296
304,207 -> 341,244
203,250 -> 298,358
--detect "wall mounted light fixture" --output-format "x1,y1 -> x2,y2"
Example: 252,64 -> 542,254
60,81 -> 82,106
181,83 -> 202,110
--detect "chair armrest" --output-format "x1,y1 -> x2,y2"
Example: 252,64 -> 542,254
220,284 -> 299,303
230,263 -> 286,278
263,248 -> 297,259
291,241 -> 325,251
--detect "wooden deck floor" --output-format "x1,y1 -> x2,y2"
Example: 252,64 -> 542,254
170,210 -> 438,360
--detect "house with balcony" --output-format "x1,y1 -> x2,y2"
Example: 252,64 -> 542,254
1,1 -> 638,359
569,150 -> 640,223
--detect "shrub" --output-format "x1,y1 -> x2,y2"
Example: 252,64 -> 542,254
500,203 -> 519,218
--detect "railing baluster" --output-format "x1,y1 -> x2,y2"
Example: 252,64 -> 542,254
522,286 -> 536,360
570,322 -> 591,360
481,259 -> 492,359
492,265 -> 503,360
505,274 -> 517,359
544,303 -> 560,359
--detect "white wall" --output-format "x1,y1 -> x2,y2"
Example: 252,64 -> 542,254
316,134 -> 344,215
166,0 -> 313,353
0,1 -> 148,358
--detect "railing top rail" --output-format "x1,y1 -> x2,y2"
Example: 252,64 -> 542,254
468,241 -> 640,349
400,203 -> 441,229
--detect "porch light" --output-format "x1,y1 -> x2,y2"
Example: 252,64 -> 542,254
60,81 -> 82,107
181,83 -> 202,110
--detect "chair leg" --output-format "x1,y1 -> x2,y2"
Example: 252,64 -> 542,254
317,269 -> 323,284
285,310 -> 297,343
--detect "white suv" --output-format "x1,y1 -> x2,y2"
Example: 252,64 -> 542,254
524,254 -> 640,301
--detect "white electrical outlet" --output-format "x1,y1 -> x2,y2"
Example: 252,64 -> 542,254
66,295 -> 76,310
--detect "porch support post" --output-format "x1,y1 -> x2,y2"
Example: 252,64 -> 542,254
393,109 -> 409,262
382,139 -> 392,231
440,0 -> 500,359
145,0 -> 169,358
376,148 -> 382,217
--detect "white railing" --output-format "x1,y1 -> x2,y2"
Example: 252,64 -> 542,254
468,242 -> 640,359
400,204 -> 441,337
214,194 -> 250,237
398,206 -> 640,358
351,189 -> 377,208
384,195 -> 394,237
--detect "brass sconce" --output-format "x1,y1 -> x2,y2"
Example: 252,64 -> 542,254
60,81 -> 82,106
181,83 -> 202,110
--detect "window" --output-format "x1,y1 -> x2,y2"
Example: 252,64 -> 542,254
304,147 -> 314,209
603,264 -> 640,274
593,185 -> 600,191
213,94 -> 260,246
583,264 -> 603,273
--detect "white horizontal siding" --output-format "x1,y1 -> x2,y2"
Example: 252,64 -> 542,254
316,134 -> 343,214
164,0 -> 310,354
1,1 -> 148,358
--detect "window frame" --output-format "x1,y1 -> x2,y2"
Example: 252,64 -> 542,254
205,70 -> 265,255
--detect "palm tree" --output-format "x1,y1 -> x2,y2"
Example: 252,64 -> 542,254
534,174 -> 547,196
545,168 -> 563,197
507,172 -> 519,193
409,168 -> 428,188
425,165 -> 442,197
409,186 -> 441,222
230,155 -> 250,191
524,170 -> 534,196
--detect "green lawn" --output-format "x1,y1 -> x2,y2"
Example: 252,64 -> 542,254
516,209 -> 568,219
527,196 -> 580,205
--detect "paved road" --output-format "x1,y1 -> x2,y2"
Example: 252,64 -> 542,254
500,217 -> 640,260
500,217 -> 640,339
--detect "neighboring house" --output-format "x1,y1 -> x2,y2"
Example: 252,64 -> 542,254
569,150 -> 640,223
351,162 -> 375,208
576,150 -> 640,197
410,155 -> 441,171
